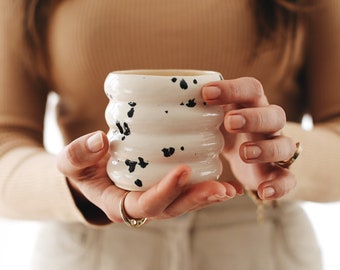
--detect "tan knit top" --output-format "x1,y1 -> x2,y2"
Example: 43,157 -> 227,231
1,0 -> 340,223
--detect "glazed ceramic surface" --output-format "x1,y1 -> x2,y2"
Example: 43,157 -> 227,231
104,70 -> 224,191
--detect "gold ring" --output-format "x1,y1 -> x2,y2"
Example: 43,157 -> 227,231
119,192 -> 147,228
275,142 -> 302,169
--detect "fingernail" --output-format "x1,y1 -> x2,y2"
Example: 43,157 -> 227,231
202,86 -> 221,100
86,132 -> 104,153
227,115 -> 246,130
207,194 -> 229,202
226,187 -> 237,197
263,187 -> 275,198
244,145 -> 262,160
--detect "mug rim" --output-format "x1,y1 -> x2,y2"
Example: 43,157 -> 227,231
111,69 -> 221,77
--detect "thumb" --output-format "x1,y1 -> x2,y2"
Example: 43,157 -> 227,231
57,131 -> 109,176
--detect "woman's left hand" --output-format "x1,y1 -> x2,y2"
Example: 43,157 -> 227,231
202,77 -> 298,200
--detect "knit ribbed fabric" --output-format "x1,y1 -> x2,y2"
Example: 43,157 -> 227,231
0,0 -> 340,224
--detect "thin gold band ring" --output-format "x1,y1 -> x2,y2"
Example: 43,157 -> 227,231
275,142 -> 302,169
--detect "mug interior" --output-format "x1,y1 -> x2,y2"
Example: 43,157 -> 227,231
113,69 -> 219,77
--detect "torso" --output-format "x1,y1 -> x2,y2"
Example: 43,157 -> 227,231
47,0 -> 306,143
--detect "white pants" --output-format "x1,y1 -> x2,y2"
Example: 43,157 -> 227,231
31,196 -> 322,270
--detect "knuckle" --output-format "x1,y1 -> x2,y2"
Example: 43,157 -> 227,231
253,111 -> 266,130
247,105 -> 286,132
273,172 -> 297,198
65,143 -> 83,167
272,105 -> 287,128
274,105 -> 286,121
79,166 -> 97,179
228,80 -> 240,100
287,137 -> 297,156
138,198 -> 160,217
248,77 -> 264,98
270,143 -> 282,159
278,136 -> 297,159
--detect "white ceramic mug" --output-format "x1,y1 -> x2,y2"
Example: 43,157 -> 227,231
104,69 -> 224,191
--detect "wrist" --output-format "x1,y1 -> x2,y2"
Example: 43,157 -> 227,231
66,177 -> 112,225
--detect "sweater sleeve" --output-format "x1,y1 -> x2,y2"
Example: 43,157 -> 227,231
283,119 -> 340,202
0,1 -> 86,222
283,1 -> 340,202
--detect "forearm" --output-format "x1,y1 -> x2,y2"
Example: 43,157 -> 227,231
0,146 -> 86,222
283,117 -> 340,202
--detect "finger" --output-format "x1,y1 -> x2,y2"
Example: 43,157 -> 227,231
226,180 -> 245,195
160,180 -> 238,218
124,165 -> 192,219
257,169 -> 297,200
184,181 -> 245,213
224,105 -> 286,134
202,77 -> 268,107
57,131 -> 109,178
78,165 -> 191,223
240,136 -> 297,163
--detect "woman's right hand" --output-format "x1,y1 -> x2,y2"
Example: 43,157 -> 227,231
57,131 -> 242,225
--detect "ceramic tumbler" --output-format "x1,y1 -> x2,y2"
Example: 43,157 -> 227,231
104,69 -> 224,191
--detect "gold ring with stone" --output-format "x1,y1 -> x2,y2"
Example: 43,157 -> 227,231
119,192 -> 148,228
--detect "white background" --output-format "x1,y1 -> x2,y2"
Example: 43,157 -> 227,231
0,93 -> 339,270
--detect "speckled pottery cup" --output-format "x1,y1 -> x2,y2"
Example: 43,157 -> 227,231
104,69 -> 225,191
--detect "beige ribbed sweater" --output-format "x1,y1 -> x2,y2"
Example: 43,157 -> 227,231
0,0 -> 340,224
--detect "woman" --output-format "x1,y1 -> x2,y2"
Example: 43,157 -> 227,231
1,0 -> 339,269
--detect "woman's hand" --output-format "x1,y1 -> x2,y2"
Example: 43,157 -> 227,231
202,77 -> 298,200
57,131 -> 242,225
